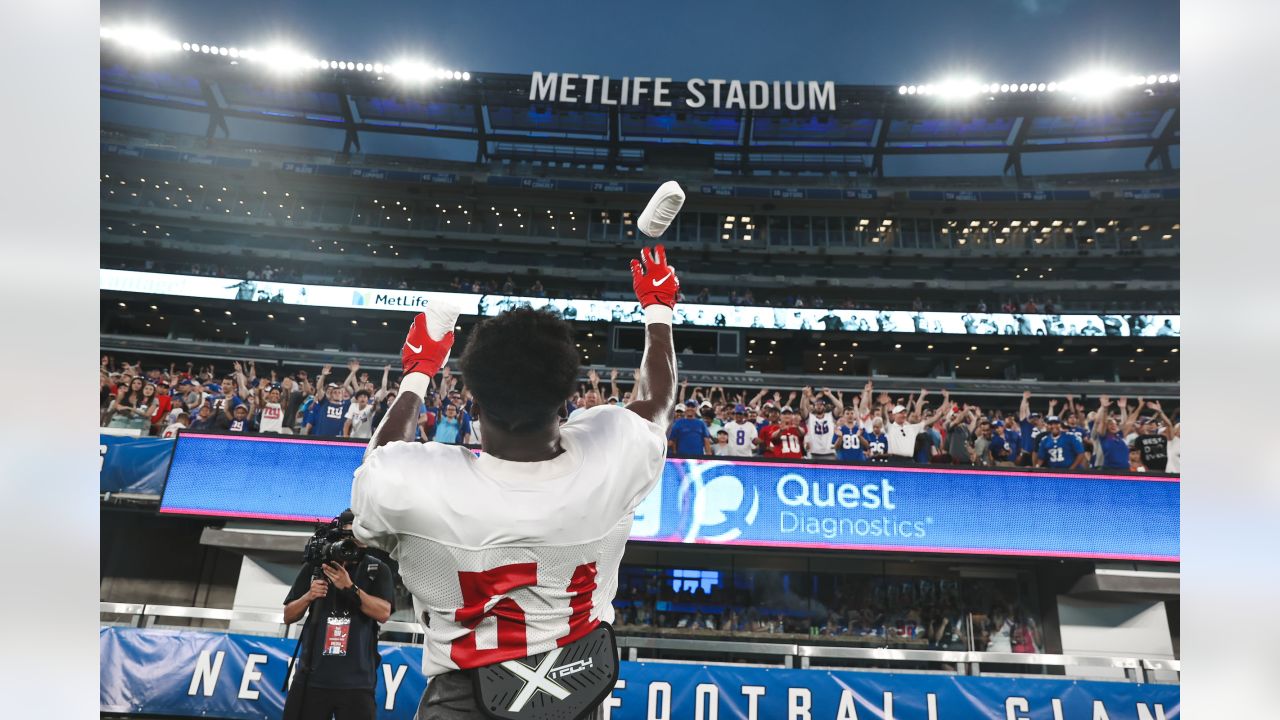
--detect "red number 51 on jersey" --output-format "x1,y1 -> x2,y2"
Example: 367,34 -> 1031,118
450,562 -> 599,669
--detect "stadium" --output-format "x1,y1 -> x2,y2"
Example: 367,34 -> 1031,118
98,17 -> 1180,720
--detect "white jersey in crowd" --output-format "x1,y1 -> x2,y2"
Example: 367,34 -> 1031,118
721,420 -> 758,457
1166,434 -> 1180,473
258,402 -> 285,433
351,404 -> 666,677
805,412 -> 837,455
346,403 -> 375,438
887,420 -> 927,458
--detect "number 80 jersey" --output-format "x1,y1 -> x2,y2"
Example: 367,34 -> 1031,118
351,405 -> 667,677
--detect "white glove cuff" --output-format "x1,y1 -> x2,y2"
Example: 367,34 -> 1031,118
644,305 -> 674,326
399,372 -> 433,400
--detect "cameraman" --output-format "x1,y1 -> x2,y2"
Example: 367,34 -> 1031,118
281,510 -> 395,720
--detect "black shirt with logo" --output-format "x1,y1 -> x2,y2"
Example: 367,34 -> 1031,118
1137,434 -> 1169,472
284,554 -> 396,690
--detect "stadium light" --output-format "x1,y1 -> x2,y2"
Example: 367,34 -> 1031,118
253,45 -> 320,73
1058,70 -> 1130,98
102,25 -> 473,81
904,68 -> 1176,99
933,78 -> 983,100
103,25 -> 181,54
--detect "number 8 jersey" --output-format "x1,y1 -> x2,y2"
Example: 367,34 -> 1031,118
351,404 -> 667,677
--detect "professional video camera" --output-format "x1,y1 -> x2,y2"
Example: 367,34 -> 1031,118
302,511 -> 362,579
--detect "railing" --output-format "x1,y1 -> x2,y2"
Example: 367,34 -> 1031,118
101,602 -> 1179,684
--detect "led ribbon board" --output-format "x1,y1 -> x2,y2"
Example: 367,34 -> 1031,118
102,269 -> 1180,338
161,433 -> 1178,561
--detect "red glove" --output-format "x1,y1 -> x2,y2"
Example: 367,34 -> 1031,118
401,304 -> 458,378
629,245 -> 680,309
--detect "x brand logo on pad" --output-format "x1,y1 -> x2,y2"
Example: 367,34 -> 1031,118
499,647 -> 572,712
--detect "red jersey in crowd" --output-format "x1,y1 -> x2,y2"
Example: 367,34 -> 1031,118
757,423 -> 779,457
769,426 -> 806,459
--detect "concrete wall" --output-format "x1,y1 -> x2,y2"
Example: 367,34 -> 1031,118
1057,595 -> 1176,681
100,508 -> 241,626
230,553 -> 300,635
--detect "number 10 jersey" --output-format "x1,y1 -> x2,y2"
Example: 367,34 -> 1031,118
351,404 -> 667,677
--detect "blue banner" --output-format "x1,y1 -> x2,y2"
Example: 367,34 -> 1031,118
100,433 -> 173,495
160,434 -> 1178,561
101,627 -> 1180,720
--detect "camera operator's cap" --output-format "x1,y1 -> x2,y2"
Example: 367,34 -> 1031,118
734,404 -> 747,414
892,404 -> 907,414
1046,415 -> 1061,424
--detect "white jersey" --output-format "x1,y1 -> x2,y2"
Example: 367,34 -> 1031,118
805,413 -> 837,455
351,404 -> 666,677
345,403 -> 375,438
887,421 -> 926,458
258,402 -> 285,433
721,420 -> 758,457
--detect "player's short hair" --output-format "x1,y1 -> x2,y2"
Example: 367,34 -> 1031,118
459,307 -> 579,433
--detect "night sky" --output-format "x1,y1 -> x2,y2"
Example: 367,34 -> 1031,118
100,0 -> 1178,84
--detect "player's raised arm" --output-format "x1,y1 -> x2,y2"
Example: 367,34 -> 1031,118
625,244 -> 679,431
367,301 -> 461,457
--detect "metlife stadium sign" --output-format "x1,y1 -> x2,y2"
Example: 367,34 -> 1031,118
100,269 -> 1181,338
160,433 -> 1179,562
528,72 -> 837,112
101,627 -> 1180,720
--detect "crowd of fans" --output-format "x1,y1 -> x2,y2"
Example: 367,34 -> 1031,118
100,357 -> 1179,474
610,571 -> 1042,653
660,380 -> 1179,473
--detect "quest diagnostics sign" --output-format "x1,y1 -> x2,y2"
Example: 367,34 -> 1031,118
160,434 -> 1179,562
